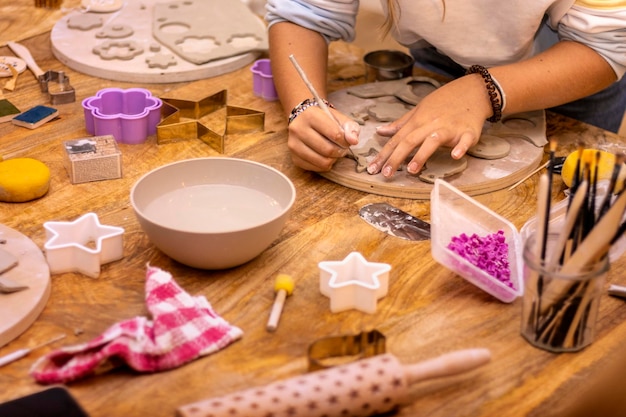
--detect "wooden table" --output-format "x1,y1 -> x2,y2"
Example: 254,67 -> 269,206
2,7 -> 626,417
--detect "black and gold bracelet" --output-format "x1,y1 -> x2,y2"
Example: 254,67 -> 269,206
466,65 -> 503,123
288,98 -> 334,125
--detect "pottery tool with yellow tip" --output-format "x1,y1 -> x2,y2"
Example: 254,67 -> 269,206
0,157 -> 50,203
177,348 -> 491,417
266,273 -> 294,332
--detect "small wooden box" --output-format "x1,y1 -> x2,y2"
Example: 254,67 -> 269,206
63,135 -> 122,184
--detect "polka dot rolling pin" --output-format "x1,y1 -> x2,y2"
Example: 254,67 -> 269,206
176,348 -> 491,417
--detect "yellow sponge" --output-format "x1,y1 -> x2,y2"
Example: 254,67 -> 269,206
274,273 -> 294,295
0,157 -> 51,203
561,149 -> 625,189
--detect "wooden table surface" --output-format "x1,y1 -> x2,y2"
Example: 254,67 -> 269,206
2,5 -> 626,417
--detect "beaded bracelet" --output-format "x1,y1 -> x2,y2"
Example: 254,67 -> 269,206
288,97 -> 335,125
466,65 -> 503,123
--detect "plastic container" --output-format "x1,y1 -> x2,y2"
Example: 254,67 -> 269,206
82,88 -> 162,144
251,59 -> 278,101
430,179 -> 523,303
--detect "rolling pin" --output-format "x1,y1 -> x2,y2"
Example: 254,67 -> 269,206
177,348 -> 491,417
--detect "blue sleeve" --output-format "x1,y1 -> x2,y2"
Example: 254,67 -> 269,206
266,0 -> 360,43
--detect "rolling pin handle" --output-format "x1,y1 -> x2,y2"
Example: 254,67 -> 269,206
404,348 -> 492,386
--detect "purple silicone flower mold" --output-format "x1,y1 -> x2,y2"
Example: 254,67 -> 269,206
82,88 -> 162,144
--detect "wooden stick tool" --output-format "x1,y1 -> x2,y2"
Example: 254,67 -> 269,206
288,54 -> 361,168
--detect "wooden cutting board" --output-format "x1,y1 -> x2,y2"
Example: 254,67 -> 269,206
320,81 -> 546,199
0,224 -> 51,348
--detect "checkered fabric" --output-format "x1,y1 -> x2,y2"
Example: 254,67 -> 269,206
30,265 -> 243,384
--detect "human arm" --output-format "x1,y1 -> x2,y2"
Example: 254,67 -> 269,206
266,0 -> 361,172
367,40 -> 618,178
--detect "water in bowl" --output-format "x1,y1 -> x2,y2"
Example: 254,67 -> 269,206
143,184 -> 283,232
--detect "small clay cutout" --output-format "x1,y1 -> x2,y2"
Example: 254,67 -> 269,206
467,134 -> 511,160
418,150 -> 468,183
146,53 -> 178,69
67,13 -> 103,31
93,41 -> 144,60
96,24 -> 134,39
368,102 -> 409,122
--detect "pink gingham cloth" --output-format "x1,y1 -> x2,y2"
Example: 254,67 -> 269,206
30,265 -> 243,384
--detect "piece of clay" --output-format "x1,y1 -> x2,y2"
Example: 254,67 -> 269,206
150,43 -> 162,52
418,150 -> 468,183
368,102 -> 410,122
394,77 -> 441,105
346,77 -> 410,99
67,13 -> 103,31
152,0 -> 268,65
146,53 -> 178,69
93,40 -> 144,60
467,134 -> 511,160
96,24 -> 134,39
0,248 -> 18,275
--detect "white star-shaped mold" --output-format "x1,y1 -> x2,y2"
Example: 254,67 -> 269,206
319,252 -> 391,314
43,212 -> 124,278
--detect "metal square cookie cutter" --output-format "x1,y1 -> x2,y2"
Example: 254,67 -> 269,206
7,42 -> 75,104
156,89 -> 265,153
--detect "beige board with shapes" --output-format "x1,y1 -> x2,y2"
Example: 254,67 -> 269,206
50,0 -> 268,83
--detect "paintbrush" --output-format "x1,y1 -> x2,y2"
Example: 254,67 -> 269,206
598,152 -> 625,219
288,54 -> 361,169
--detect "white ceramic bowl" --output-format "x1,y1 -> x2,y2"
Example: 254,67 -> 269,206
130,157 -> 296,269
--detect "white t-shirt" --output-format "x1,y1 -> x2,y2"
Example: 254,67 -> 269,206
266,0 -> 626,79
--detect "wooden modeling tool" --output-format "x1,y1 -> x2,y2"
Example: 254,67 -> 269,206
266,274 -> 294,332
0,64 -> 20,123
0,334 -> 65,367
288,54 -> 361,169
177,348 -> 491,417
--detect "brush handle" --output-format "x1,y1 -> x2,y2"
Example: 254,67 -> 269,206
7,42 -> 44,78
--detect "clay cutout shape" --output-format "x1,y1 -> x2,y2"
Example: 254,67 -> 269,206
347,77 -> 410,99
152,0 -> 268,65
368,102 -> 410,122
346,76 -> 441,104
394,77 -> 441,105
96,24 -> 134,39
487,111 -> 548,147
146,53 -> 178,69
67,13 -> 103,31
93,40 -> 144,60
467,134 -> 511,160
418,150 -> 468,183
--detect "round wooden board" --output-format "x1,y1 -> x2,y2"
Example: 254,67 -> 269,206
320,85 -> 546,199
0,224 -> 51,348
49,1 -> 262,83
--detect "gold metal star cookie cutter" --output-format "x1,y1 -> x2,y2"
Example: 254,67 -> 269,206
156,89 -> 265,153
307,330 -> 387,372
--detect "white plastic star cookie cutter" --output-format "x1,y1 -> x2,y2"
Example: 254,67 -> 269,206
319,252 -> 391,314
43,212 -> 124,278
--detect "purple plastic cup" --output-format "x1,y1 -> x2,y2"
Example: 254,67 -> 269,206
251,59 -> 279,101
